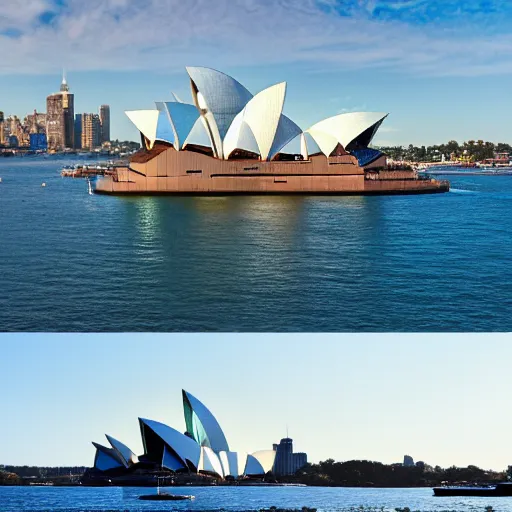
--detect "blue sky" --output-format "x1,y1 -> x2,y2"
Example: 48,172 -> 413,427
2,333 -> 512,470
1,0 -> 512,145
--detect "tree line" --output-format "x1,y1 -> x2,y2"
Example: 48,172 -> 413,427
375,141 -> 512,163
279,459 -> 507,487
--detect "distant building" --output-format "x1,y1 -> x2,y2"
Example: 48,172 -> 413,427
74,114 -> 82,149
46,74 -> 75,151
403,455 -> 414,467
99,104 -> 110,143
29,133 -> 48,151
0,111 -> 4,145
24,110 -> 46,135
273,438 -> 308,476
81,113 -> 101,150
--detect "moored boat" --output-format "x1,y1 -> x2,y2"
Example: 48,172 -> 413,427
138,492 -> 194,501
433,482 -> 512,497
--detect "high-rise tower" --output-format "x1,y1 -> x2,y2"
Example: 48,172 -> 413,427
46,72 -> 75,151
99,105 -> 110,143
0,111 -> 5,145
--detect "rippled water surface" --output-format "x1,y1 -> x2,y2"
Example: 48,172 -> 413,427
1,158 -> 511,331
0,486 -> 510,512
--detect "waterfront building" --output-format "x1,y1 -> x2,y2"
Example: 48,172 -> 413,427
46,74 -> 75,151
99,104 -> 110,143
273,438 -> 308,476
81,113 -> 101,150
90,389 -> 283,480
29,133 -> 48,151
74,114 -> 82,149
94,66 -> 448,195
24,110 -> 46,135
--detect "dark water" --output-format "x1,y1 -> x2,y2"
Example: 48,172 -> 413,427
1,158 -> 511,331
0,486 -> 508,512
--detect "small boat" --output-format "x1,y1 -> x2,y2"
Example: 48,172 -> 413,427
433,482 -> 512,497
138,476 -> 194,501
139,492 -> 194,501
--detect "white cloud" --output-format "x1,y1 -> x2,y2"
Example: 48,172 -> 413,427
1,0 -> 512,77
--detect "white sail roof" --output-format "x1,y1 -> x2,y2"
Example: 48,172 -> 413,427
139,418 -> 201,471
187,67 -> 253,159
105,435 -> 138,467
223,82 -> 287,161
268,114 -> 302,160
244,453 -> 266,475
125,110 -> 160,149
251,450 -> 276,473
306,112 -> 388,155
199,446 -> 224,477
164,102 -> 200,150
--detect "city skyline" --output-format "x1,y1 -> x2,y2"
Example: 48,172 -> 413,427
0,74 -> 111,151
1,334 -> 512,471
1,1 -> 512,145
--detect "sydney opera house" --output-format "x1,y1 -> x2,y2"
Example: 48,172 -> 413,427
85,390 -> 306,484
94,67 -> 448,195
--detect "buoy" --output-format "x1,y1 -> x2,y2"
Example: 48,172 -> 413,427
41,182 -> 46,187
0,177 -> 2,183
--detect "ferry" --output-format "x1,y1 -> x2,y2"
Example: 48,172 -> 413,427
433,482 -> 512,497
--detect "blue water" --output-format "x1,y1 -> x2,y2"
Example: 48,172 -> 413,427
1,157 -> 511,331
0,486 -> 509,512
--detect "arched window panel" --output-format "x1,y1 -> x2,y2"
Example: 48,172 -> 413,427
183,117 -> 212,149
162,444 -> 186,472
155,102 -> 175,145
164,102 -> 200,150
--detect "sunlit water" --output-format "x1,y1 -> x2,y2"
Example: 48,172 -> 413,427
0,486 -> 509,512
1,157 -> 511,331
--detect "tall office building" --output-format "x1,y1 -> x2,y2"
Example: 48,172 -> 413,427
46,73 -> 75,151
74,114 -> 82,149
81,113 -> 101,150
273,438 -> 308,476
99,105 -> 110,143
0,111 -> 4,145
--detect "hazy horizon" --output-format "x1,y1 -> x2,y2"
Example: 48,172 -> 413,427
2,333 -> 512,471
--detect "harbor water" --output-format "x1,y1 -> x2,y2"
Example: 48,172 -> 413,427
0,485 -> 510,512
1,157 -> 511,331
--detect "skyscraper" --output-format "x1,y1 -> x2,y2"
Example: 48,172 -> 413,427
272,438 -> 308,476
0,111 -> 5,145
74,114 -> 82,150
46,73 -> 75,151
99,105 -> 110,143
81,113 -> 101,150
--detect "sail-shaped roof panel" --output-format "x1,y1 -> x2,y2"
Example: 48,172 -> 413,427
105,435 -> 138,467
307,112 -> 388,152
186,67 -> 253,158
183,390 -> 229,453
125,110 -> 160,149
139,418 -> 201,471
268,114 -> 302,160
